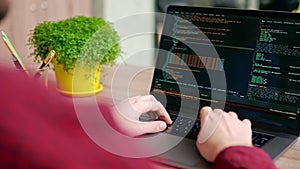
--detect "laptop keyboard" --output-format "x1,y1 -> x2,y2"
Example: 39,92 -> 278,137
252,132 -> 275,147
167,114 -> 200,140
166,114 -> 275,147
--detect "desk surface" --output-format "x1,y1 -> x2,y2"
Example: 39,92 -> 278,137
94,65 -> 300,169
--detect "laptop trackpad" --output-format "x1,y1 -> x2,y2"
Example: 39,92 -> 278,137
158,138 -> 212,169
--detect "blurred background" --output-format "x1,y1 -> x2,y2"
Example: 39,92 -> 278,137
0,0 -> 299,69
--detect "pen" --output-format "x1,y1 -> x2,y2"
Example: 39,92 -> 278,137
34,50 -> 56,79
1,31 -> 28,75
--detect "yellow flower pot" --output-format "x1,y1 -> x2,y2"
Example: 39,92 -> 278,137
53,60 -> 103,96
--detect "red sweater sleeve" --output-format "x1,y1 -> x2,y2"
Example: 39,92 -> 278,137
0,69 -> 155,169
214,146 -> 277,169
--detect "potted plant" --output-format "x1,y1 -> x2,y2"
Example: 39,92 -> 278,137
28,16 -> 121,96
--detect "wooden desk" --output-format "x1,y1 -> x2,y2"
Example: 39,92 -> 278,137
92,65 -> 300,169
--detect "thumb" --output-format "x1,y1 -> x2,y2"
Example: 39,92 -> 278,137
139,121 -> 167,135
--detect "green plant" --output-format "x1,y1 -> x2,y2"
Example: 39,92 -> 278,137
28,16 -> 121,72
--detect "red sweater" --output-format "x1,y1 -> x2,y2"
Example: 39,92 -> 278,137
0,69 -> 277,169
214,146 -> 277,169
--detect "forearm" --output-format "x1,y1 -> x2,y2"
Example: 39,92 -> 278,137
214,146 -> 277,169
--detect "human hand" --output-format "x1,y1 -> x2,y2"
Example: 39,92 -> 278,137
110,95 -> 172,137
196,107 -> 252,162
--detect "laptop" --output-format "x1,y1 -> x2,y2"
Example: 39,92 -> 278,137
148,5 -> 300,169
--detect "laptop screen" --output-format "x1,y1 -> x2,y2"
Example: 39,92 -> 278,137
150,5 -> 300,135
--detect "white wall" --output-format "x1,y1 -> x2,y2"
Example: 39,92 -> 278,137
101,0 -> 156,67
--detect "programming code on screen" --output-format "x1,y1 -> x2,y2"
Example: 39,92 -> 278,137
151,7 -> 300,131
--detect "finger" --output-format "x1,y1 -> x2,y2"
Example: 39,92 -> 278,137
129,95 -> 154,113
242,119 -> 252,128
228,111 -> 238,119
127,95 -> 153,114
137,121 -> 167,136
199,106 -> 212,126
135,95 -> 172,124
153,103 -> 172,125
198,108 -> 223,144
147,112 -> 160,120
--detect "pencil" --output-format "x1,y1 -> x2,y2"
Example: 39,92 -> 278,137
1,31 -> 28,75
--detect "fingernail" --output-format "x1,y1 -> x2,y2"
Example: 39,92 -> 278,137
159,123 -> 166,130
167,121 -> 173,127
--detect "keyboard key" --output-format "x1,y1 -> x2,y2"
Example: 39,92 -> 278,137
252,132 -> 274,147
